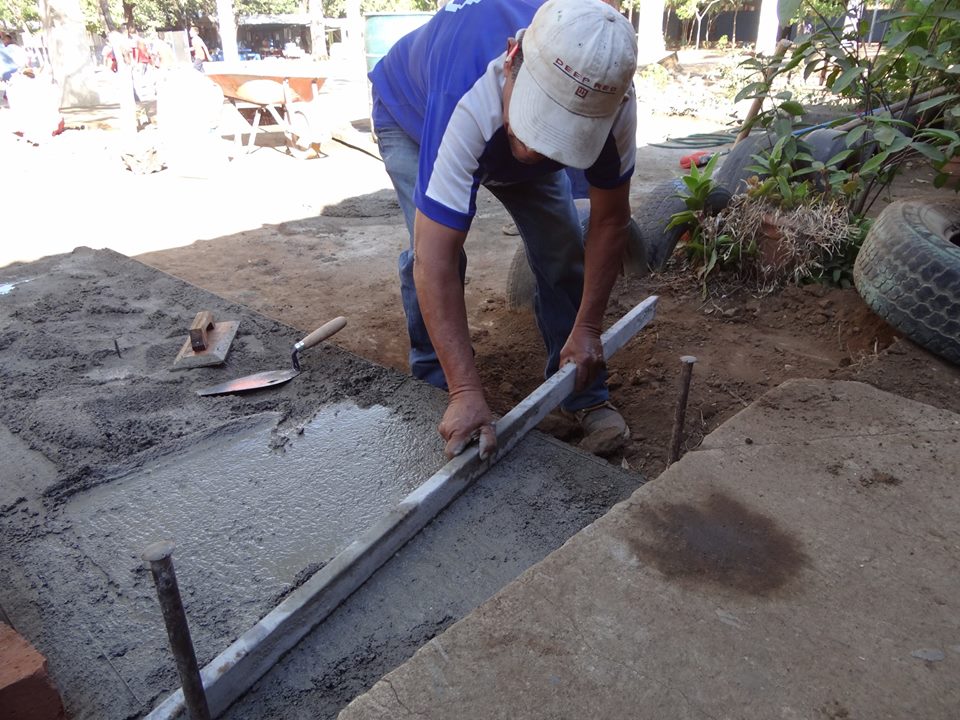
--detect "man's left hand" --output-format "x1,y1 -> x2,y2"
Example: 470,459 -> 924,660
560,324 -> 605,392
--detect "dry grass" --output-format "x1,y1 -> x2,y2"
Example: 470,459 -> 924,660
702,193 -> 856,294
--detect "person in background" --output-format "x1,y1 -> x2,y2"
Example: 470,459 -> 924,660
1,35 -> 22,107
147,30 -> 175,68
2,33 -> 28,71
190,26 -> 210,71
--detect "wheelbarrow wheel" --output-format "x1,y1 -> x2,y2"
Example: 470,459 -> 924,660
285,107 -> 321,159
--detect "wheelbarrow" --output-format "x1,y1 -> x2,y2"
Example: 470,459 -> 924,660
204,60 -> 329,158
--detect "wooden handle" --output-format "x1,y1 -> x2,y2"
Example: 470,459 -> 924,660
189,311 -> 215,351
296,316 -> 347,351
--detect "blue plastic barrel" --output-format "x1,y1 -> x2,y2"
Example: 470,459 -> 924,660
363,12 -> 433,73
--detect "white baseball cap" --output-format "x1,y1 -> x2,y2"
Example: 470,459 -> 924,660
509,0 -> 638,169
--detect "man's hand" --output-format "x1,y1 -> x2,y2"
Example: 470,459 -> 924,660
412,212 -> 497,459
438,388 -> 497,460
560,324 -> 605,392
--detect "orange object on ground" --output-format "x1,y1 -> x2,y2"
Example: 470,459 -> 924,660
680,150 -> 711,169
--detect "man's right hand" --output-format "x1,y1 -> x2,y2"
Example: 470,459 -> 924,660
438,388 -> 497,460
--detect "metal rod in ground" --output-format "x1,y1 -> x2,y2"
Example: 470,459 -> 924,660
142,540 -> 211,720
667,356 -> 698,467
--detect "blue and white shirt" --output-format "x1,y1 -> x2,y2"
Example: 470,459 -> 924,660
370,0 -> 637,232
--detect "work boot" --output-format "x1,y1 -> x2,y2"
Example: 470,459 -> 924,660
565,401 -> 629,456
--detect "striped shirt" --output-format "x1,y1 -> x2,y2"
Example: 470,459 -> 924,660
370,0 -> 636,232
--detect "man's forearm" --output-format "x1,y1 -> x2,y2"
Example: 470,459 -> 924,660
577,222 -> 627,330
412,211 -> 481,395
575,182 -> 632,332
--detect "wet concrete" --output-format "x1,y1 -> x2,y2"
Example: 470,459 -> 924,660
0,248 -> 644,719
222,433 -> 638,720
65,402 -> 435,590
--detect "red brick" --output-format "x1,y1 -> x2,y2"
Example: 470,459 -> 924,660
0,623 -> 65,720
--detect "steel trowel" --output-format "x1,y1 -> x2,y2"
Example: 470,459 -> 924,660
196,316 -> 346,397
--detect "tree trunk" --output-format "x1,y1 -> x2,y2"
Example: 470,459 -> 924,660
309,0 -> 328,59
122,2 -> 134,27
346,0 -> 362,64
732,6 -> 739,44
39,0 -> 104,108
843,0 -> 866,39
215,0 -> 238,61
756,0 -> 780,54
636,0 -> 666,62
98,0 -> 116,32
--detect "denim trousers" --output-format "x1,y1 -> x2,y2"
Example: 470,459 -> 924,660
376,124 -> 608,412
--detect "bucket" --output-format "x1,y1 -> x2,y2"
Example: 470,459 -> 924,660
363,12 -> 433,73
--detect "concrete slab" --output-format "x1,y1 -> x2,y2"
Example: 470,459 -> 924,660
0,248 -> 646,719
219,431 -> 639,718
340,379 -> 960,720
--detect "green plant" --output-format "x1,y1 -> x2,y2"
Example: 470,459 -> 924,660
806,216 -> 869,289
709,0 -> 960,292
672,129 -> 863,294
740,0 -> 960,216
667,154 -> 736,295
744,133 -> 817,208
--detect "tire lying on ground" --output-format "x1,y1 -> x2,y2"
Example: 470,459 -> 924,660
714,128 -> 863,195
505,180 -> 731,310
713,132 -> 776,195
853,198 -> 960,365
505,219 -> 646,311
506,243 -> 537,311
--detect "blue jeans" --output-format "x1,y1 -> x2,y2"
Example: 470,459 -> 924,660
376,124 -> 608,412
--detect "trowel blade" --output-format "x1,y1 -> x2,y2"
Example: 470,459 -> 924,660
196,368 -> 299,396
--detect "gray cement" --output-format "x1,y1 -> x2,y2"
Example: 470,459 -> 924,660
0,249 -> 645,719
148,298 -> 656,719
222,431 -> 637,719
341,379 -> 960,720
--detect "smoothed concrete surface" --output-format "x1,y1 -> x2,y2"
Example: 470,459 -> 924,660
341,379 -> 960,720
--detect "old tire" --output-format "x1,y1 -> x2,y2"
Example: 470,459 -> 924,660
715,129 -> 863,195
637,179 -> 731,271
714,132 -> 776,195
505,244 -> 535,310
505,215 -> 647,311
853,199 -> 960,365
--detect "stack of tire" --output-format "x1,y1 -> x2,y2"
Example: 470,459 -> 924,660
626,130 -> 848,275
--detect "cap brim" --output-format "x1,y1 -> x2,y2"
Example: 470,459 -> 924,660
509,62 -> 615,170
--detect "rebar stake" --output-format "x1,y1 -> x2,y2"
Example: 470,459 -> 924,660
142,540 -> 211,720
667,355 -> 698,467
